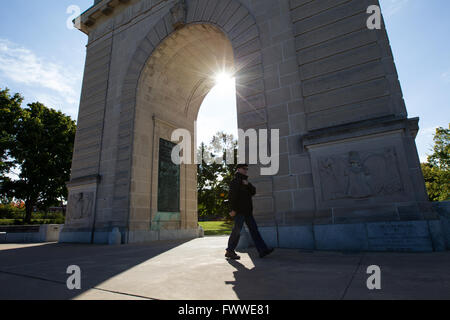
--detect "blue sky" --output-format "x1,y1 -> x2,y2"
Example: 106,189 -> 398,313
378,0 -> 450,161
0,0 -> 449,161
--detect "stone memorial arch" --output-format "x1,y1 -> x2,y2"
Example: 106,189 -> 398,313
61,0 -> 445,252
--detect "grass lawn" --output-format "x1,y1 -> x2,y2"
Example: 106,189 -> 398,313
0,219 -> 15,225
198,221 -> 234,236
0,219 -> 64,226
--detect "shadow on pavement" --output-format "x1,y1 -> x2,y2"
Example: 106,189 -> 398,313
226,247 -> 450,300
0,240 -> 190,300
225,250 -> 307,300
3,238 -> 450,300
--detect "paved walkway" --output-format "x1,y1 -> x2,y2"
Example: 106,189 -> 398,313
0,236 -> 449,300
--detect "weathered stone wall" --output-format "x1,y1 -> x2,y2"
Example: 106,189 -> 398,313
64,0 -> 435,249
286,0 -> 429,226
70,36 -> 112,181
290,0 -> 407,130
66,0 -> 183,242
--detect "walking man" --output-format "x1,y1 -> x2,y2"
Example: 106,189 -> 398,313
226,164 -> 274,260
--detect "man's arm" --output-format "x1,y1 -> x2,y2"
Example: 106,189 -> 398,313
229,179 -> 240,213
248,183 -> 256,196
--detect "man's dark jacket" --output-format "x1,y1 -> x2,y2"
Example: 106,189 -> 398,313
229,172 -> 256,216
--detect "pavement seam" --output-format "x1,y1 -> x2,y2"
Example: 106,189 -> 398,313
340,253 -> 365,300
0,269 -> 158,300
84,287 -> 158,300
0,245 -> 176,269
0,269 -> 66,286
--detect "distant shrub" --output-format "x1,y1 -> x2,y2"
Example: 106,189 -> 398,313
33,212 -> 65,220
0,204 -> 25,219
0,204 -> 65,225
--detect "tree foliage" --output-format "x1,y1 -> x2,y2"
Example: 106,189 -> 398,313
0,88 -> 76,223
197,132 -> 238,220
0,88 -> 22,179
421,124 -> 450,202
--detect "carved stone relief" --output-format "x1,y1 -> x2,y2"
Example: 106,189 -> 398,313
67,192 -> 94,222
318,147 -> 404,201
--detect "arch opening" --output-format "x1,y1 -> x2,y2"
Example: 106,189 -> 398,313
130,24 -> 237,236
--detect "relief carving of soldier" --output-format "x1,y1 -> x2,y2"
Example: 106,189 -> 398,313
344,151 -> 373,199
319,148 -> 405,201
319,157 -> 346,200
67,192 -> 94,222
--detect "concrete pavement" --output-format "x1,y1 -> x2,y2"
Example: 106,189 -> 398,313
0,236 -> 449,300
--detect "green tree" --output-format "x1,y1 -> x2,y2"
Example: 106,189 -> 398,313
0,88 -> 23,182
421,125 -> 450,202
0,88 -> 76,223
197,132 -> 238,220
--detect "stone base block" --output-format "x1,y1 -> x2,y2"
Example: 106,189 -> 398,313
238,220 -> 447,253
128,228 -> 199,244
258,227 -> 278,248
236,229 -> 253,251
127,230 -> 159,244
366,221 -> 432,252
279,225 -> 315,250
159,229 -> 199,241
427,220 -> 446,252
59,230 -> 93,244
236,226 -> 278,251
40,225 -> 63,242
93,231 -> 110,244
433,201 -> 450,250
0,225 -> 63,243
3,233 -> 40,243
59,228 -> 200,245
315,223 -> 368,251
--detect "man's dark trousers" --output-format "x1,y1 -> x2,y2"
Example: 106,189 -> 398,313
227,214 -> 269,255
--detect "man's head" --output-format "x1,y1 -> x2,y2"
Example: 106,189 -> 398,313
236,164 -> 249,176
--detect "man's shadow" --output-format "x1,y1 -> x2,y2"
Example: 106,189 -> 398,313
225,251 -> 279,300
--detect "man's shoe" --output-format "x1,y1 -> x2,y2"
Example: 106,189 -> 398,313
225,250 -> 241,260
260,248 -> 274,258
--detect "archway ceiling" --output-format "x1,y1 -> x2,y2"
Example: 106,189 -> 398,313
139,24 -> 235,120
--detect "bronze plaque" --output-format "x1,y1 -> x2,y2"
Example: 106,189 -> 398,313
158,139 -> 180,212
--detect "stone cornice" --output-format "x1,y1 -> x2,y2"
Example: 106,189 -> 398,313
302,116 -> 419,149
67,175 -> 101,188
75,0 -> 131,34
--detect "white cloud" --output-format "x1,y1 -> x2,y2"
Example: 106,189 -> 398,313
380,0 -> 410,16
0,38 -> 81,116
442,71 -> 450,83
34,93 -> 78,116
